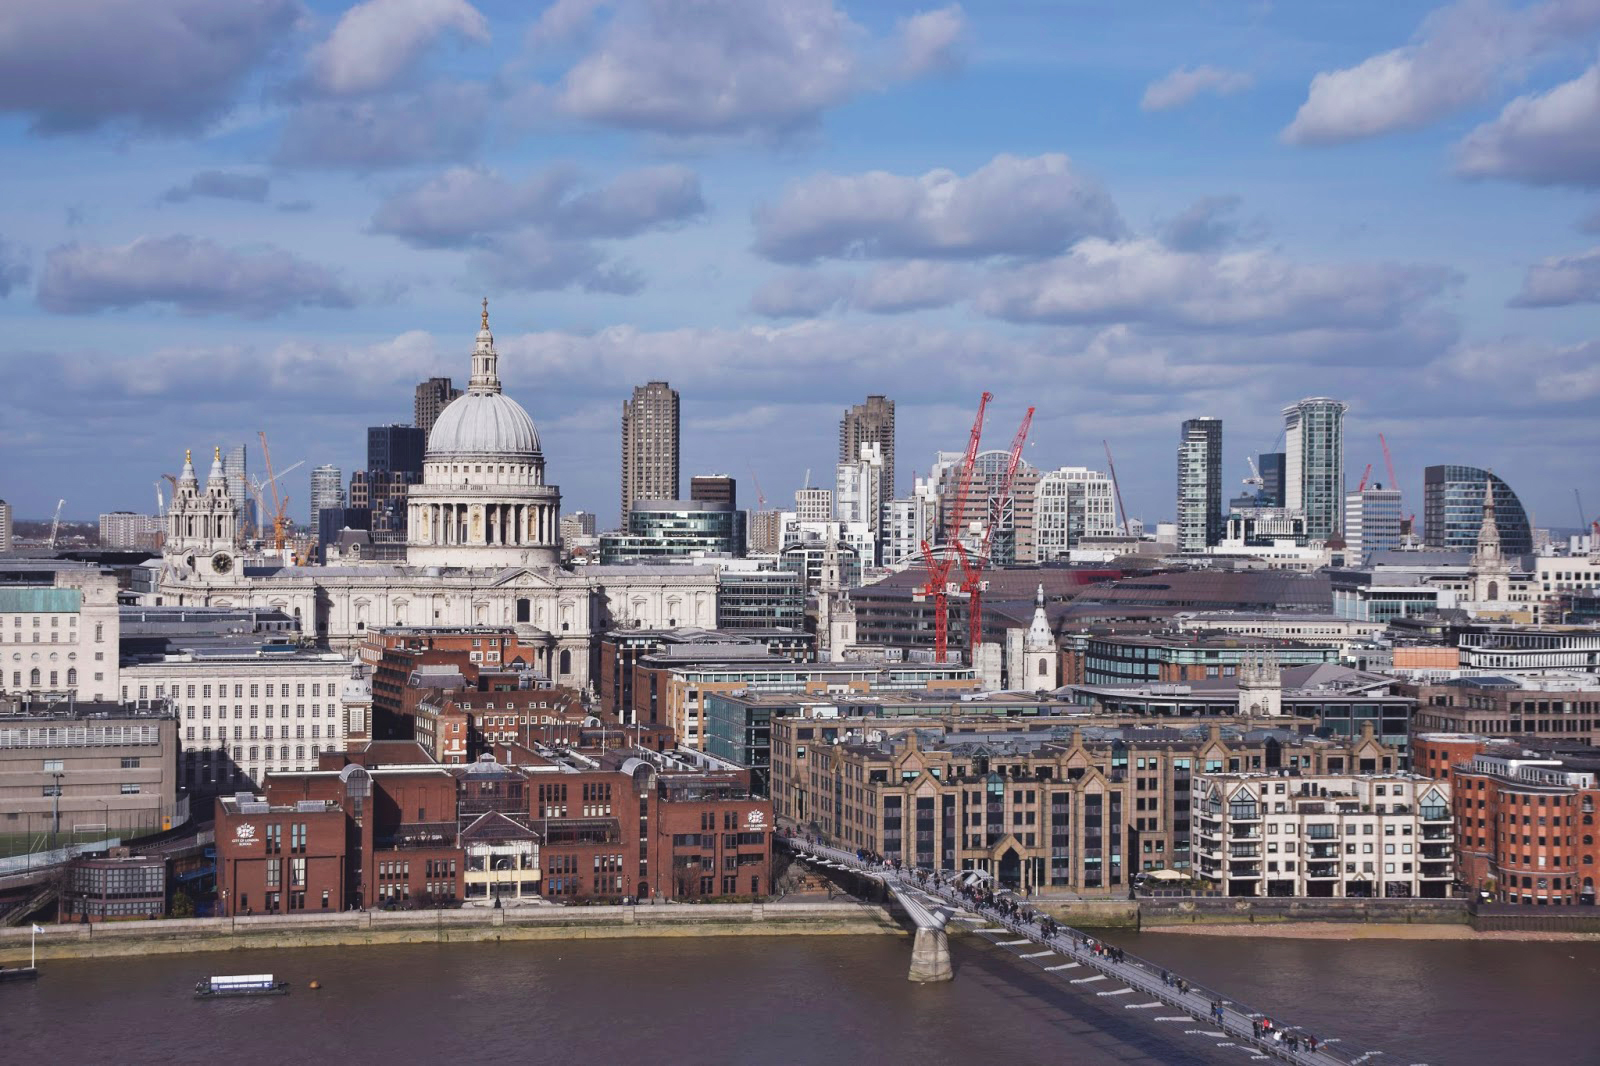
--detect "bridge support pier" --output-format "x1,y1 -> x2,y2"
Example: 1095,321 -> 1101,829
908,925 -> 952,983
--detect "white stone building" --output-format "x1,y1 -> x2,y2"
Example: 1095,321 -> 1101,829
0,565 -> 121,701
1033,466 -> 1116,562
121,647 -> 357,791
156,304 -> 718,691
1192,771 -> 1453,898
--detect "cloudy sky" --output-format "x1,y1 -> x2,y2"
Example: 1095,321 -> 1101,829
2,0 -> 1598,532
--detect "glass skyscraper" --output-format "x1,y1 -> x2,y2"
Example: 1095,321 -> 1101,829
1423,466 -> 1533,556
1283,397 -> 1348,540
1177,417 -> 1223,551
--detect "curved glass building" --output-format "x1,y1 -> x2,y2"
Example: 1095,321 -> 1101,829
1423,466 -> 1532,556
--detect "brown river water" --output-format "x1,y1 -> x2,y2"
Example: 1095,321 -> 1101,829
2,932 -> 1595,1065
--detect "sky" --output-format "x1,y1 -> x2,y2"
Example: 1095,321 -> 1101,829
1,0 -> 1598,533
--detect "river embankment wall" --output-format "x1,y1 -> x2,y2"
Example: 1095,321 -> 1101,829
1030,897 -> 1600,935
0,900 -> 902,964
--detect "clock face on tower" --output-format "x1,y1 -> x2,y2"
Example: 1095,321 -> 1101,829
211,552 -> 234,575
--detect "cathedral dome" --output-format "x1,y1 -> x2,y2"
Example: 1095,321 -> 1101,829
427,390 -> 541,460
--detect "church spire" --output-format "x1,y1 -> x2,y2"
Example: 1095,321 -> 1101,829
469,297 -> 501,394
179,448 -> 198,488
1475,476 -> 1502,565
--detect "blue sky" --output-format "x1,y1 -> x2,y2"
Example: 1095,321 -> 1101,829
2,0 -> 1598,532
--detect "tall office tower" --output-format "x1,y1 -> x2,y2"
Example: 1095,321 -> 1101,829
840,395 -> 896,503
1283,397 -> 1349,540
935,450 -> 1040,564
1258,452 -> 1286,508
1422,465 -> 1534,556
0,498 -> 11,551
366,424 -> 426,541
414,376 -> 461,436
223,443 -> 249,512
690,475 -> 737,507
620,381 -> 680,523
310,464 -> 345,527
1176,417 -> 1224,552
1344,486 -> 1404,564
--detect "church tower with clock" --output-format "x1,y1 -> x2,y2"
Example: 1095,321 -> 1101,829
165,447 -> 238,578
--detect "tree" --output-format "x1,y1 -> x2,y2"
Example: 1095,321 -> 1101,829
170,890 -> 195,919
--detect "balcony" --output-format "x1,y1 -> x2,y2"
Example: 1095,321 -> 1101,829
1420,806 -> 1450,822
1228,862 -> 1262,878
1307,863 -> 1340,879
1421,844 -> 1451,860
1422,827 -> 1451,841
1307,843 -> 1340,859
1228,845 -> 1261,859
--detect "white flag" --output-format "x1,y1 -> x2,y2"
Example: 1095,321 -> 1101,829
32,924 -> 44,934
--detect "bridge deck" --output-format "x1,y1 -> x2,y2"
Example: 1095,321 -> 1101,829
785,837 -> 1411,1066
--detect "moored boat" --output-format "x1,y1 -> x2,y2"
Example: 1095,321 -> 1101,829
194,974 -> 290,998
0,965 -> 41,983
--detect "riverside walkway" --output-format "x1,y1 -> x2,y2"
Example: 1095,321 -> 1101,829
785,837 -> 1420,1066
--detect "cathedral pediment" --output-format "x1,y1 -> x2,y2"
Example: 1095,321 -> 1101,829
489,566 -> 562,589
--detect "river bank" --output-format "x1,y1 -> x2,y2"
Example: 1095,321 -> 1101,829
1136,920 -> 1600,942
0,899 -> 901,964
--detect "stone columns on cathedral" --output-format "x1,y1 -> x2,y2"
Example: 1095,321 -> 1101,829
409,499 -> 557,551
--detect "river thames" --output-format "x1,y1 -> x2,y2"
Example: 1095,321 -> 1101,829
4,933 -> 1595,1064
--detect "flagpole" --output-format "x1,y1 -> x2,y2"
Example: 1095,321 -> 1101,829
31,924 -> 36,969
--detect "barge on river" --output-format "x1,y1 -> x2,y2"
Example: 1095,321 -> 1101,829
195,974 -> 290,998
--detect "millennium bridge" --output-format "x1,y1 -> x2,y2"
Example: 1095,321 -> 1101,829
783,836 -> 1421,1066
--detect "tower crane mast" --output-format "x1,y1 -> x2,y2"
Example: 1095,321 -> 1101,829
960,407 -> 1034,652
918,392 -> 991,663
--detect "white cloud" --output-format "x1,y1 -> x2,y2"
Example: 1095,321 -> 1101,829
1157,195 -> 1264,252
974,237 -> 1455,333
894,5 -> 967,79
308,0 -> 490,96
0,238 -> 29,298
1510,245 -> 1600,305
36,235 -> 354,317
1456,59 -> 1600,186
527,0 -> 611,46
1429,335 -> 1600,403
748,271 -> 852,317
368,160 -> 704,294
754,153 -> 1121,263
1140,66 -> 1253,112
552,0 -> 959,136
749,260 -> 970,317
1281,0 -> 1600,145
0,0 -> 298,133
276,81 -> 489,169
161,170 -> 272,204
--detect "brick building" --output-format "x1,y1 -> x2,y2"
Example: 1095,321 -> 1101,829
414,685 -> 587,764
216,740 -> 771,909
771,714 -> 1396,895
1416,734 -> 1600,906
1403,675 -> 1600,747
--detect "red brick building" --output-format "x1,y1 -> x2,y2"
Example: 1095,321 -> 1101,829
1416,734 -> 1600,905
216,738 -> 773,910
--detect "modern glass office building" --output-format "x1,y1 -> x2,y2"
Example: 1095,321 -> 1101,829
598,499 -> 745,562
1283,398 -> 1348,540
1177,417 -> 1224,552
1423,466 -> 1533,556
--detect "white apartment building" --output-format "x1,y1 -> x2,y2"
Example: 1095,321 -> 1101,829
795,488 -> 833,523
835,442 -> 884,535
0,566 -> 121,701
1192,771 -> 1453,898
120,648 -> 355,791
99,511 -> 163,550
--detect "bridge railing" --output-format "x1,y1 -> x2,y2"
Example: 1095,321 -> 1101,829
780,836 -> 1387,1066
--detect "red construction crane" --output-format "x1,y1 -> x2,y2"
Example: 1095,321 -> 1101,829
959,407 -> 1034,652
1357,463 -> 1373,493
917,392 -> 991,663
259,430 -> 290,552
1379,433 -> 1398,491
1103,440 -> 1130,536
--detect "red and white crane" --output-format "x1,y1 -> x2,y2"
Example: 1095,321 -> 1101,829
918,392 -> 991,663
957,406 -> 1034,654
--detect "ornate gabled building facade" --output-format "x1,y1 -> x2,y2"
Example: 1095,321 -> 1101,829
158,304 -> 718,690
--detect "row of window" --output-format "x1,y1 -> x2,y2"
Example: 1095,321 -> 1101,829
186,724 -> 328,741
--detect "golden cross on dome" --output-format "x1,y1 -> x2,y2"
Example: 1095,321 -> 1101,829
214,446 -> 221,462
481,297 -> 489,330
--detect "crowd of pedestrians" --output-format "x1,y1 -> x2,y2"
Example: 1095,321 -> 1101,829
788,833 -> 1331,1062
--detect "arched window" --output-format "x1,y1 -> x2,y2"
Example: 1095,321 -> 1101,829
559,649 -> 572,675
30,668 -> 40,686
1038,658 -> 1049,676
1487,581 -> 1499,601
67,668 -> 77,686
517,598 -> 531,623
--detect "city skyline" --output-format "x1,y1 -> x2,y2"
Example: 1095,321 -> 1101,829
0,1 -> 1597,529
